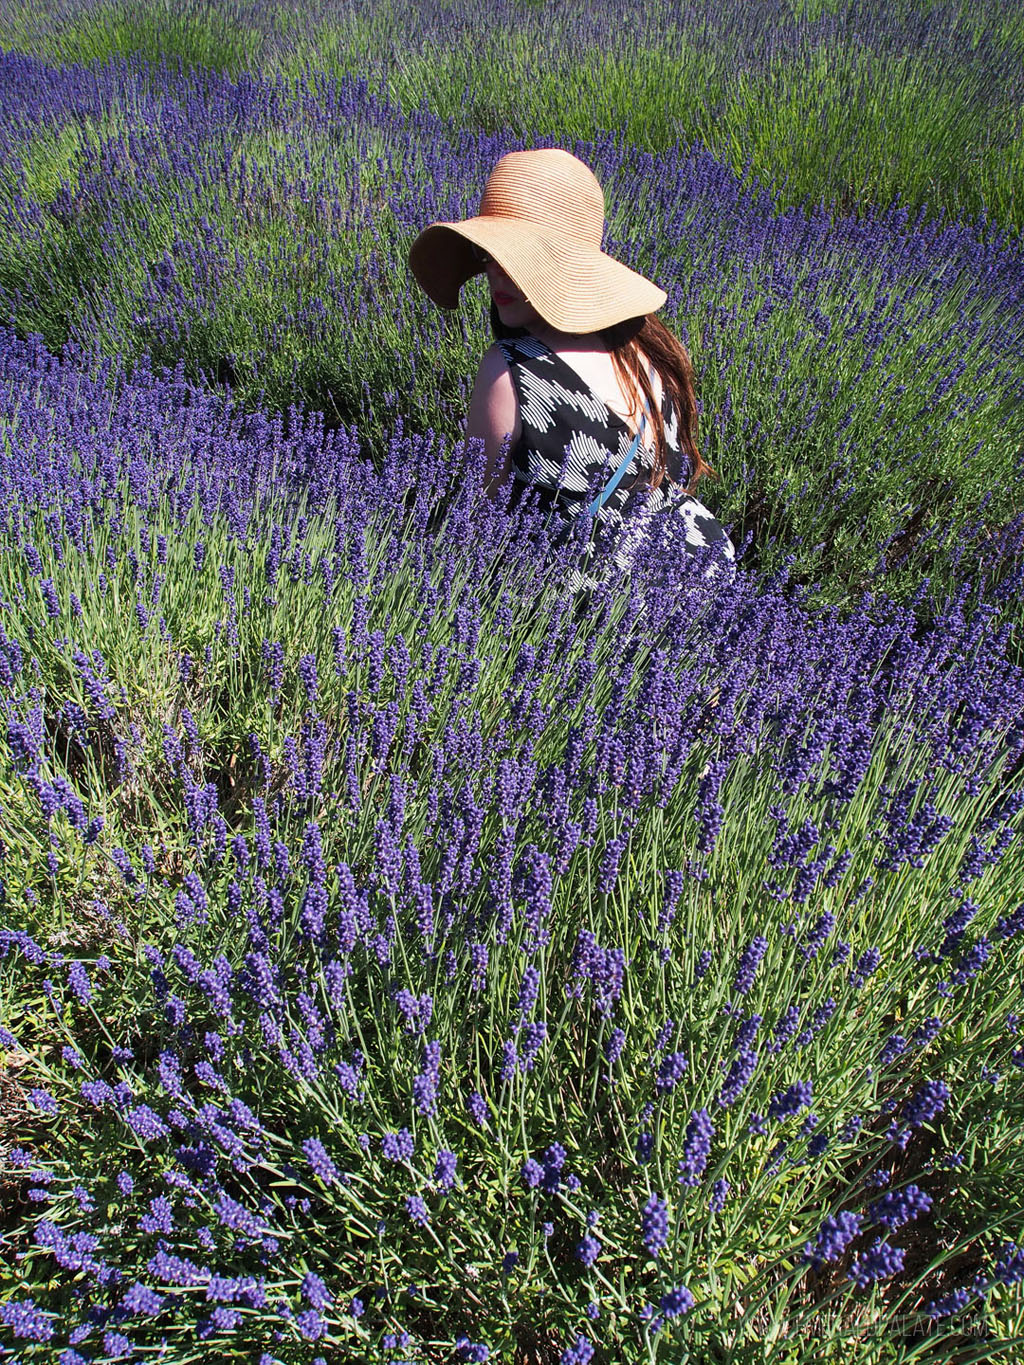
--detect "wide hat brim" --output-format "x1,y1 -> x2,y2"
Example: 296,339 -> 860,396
408,216 -> 667,334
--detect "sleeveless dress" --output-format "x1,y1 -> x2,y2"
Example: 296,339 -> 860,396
495,333 -> 734,591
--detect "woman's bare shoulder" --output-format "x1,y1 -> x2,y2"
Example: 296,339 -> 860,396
471,344 -> 518,409
475,341 -> 515,379
467,344 -> 520,449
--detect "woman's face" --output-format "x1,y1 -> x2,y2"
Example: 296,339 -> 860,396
483,255 -> 543,331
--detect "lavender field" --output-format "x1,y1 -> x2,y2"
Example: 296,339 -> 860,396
1,2 -> 1023,1362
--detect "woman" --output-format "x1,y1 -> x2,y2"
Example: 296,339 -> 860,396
408,148 -> 733,591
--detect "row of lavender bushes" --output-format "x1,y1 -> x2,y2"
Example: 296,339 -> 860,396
0,56 -> 1022,615
1,2 -> 1023,1361
1,0 -> 1022,232
1,322 -> 1023,1361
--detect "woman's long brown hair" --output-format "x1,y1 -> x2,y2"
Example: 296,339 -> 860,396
490,306 -> 711,494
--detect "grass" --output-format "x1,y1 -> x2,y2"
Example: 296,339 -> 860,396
1,0 -> 1022,233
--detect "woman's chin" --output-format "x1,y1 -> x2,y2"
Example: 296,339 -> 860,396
495,300 -> 537,329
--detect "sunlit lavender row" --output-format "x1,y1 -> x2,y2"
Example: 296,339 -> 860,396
1,320 -> 1023,1361
1,53 -> 1022,612
2,0 -> 1023,232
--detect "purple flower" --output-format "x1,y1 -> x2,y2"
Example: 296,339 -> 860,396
413,1040 -> 442,1116
848,1237 -> 906,1287
799,911 -> 836,960
576,1232 -> 600,1267
733,936 -> 768,994
542,1143 -> 566,1173
655,1051 -> 688,1091
993,1242 -> 1024,1285
805,1211 -> 863,1268
657,869 -> 685,934
469,942 -> 488,991
659,1284 -> 694,1318
708,1179 -> 729,1212
139,1195 -> 174,1235
434,1149 -> 458,1191
296,1308 -> 325,1341
938,901 -> 978,956
406,1194 -> 430,1227
214,1190 -> 262,1237
518,1019 -> 548,1072
732,1013 -> 763,1051
560,1335 -> 594,1364
147,1250 -> 210,1287
393,988 -> 434,1026
125,1104 -> 169,1141
879,1034 -> 907,1066
868,1184 -> 932,1231
830,940 -> 851,968
642,1194 -> 670,1257
718,1049 -> 758,1107
677,1109 -> 714,1186
298,653 -> 319,704
912,1016 -> 943,1047
66,960 -> 92,1004
121,1283 -> 164,1315
516,964 -> 541,1019
605,1026 -> 626,1065
302,1273 -> 331,1311
570,930 -> 626,1015
925,1287 -> 972,1319
0,1298 -> 54,1341
903,1079 -> 949,1129
767,1080 -> 813,1120
522,1157 -> 543,1190
207,1306 -> 241,1332
456,1339 -> 490,1363
381,1128 -> 414,1162
850,947 -> 881,988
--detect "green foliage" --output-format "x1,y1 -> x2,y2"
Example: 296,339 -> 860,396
2,439 -> 1023,1358
0,0 -> 261,74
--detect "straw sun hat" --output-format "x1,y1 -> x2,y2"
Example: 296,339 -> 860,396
408,148 -> 667,334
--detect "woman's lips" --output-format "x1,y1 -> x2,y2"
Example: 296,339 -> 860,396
492,292 -> 516,305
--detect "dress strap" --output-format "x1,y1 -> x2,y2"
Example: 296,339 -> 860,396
587,360 -> 656,518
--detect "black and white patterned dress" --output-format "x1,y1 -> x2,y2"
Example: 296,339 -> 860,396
495,333 -> 733,590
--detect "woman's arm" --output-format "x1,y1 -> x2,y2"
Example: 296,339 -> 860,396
465,345 -> 520,502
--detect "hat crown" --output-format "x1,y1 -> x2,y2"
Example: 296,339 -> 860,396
478,149 -> 605,249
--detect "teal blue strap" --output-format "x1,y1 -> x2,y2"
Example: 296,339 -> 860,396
587,362 -> 656,519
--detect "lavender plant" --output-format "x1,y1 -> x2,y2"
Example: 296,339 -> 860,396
1,0 -> 1022,232
1,324 -> 1022,1362
1,4 -> 1023,1359
0,54 -> 1021,610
